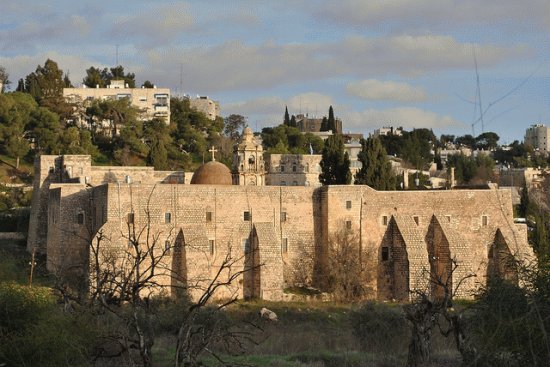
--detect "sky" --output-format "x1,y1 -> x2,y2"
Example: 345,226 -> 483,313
1,0 -> 550,143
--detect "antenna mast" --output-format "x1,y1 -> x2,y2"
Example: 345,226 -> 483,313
473,47 -> 484,133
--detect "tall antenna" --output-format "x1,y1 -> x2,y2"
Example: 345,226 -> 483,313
473,46 -> 484,133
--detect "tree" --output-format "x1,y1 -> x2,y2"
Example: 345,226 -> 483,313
476,131 -> 499,150
223,114 -> 247,140
145,118 -> 171,170
83,65 -> 136,88
326,226 -> 375,301
289,115 -> 297,128
284,106 -> 290,126
27,107 -> 61,154
319,134 -> 351,185
455,134 -> 476,149
0,93 -> 37,168
141,80 -> 154,88
355,136 -> 396,190
328,105 -> 336,133
0,66 -> 10,92
320,116 -> 329,132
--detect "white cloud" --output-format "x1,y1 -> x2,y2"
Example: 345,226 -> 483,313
141,35 -> 529,93
315,0 -> 550,31
224,92 -> 335,117
347,79 -> 427,102
109,3 -> 193,46
343,107 -> 464,131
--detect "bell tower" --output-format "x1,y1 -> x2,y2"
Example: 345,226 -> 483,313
232,127 -> 266,185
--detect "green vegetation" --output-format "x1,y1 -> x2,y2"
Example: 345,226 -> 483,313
320,134 -> 351,185
355,136 -> 396,190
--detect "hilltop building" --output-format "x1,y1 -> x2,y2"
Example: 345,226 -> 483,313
188,95 -> 220,121
27,130 -> 533,302
525,124 -> 550,153
63,80 -> 171,129
295,114 -> 343,134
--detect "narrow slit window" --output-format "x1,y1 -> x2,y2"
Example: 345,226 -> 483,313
76,212 -> 84,225
165,212 -> 171,224
382,216 -> 388,226
382,247 -> 389,261
346,201 -> 352,209
206,211 -> 212,222
281,212 -> 287,222
127,213 -> 134,224
413,216 -> 419,226
346,220 -> 352,229
209,240 -> 215,255
282,238 -> 288,253
482,215 -> 488,226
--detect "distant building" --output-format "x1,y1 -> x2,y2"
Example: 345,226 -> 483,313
295,114 -> 343,134
525,124 -> 550,152
188,95 -> 220,121
63,80 -> 171,128
373,126 -> 403,137
265,154 -> 322,187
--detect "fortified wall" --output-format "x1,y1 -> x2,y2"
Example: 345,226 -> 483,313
28,154 -> 533,302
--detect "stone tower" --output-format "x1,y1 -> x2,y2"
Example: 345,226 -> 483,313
232,127 -> 266,185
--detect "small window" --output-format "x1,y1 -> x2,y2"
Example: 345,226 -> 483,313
382,247 -> 389,261
77,212 -> 85,225
280,181 -> 286,186
280,165 -> 285,172
127,213 -> 134,224
165,212 -> 171,224
346,220 -> 352,229
243,238 -> 250,253
446,215 -> 451,223
346,201 -> 352,209
209,240 -> 215,255
165,240 -> 171,254
413,216 -> 419,226
482,215 -> 488,226
244,211 -> 251,221
382,216 -> 388,226
206,211 -> 212,222
282,238 -> 288,253
281,212 -> 287,222
292,165 -> 297,172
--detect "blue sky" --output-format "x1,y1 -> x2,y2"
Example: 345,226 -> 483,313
1,0 -> 550,143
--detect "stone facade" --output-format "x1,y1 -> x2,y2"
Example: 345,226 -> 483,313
28,154 -> 533,302
265,154 -> 322,187
188,96 -> 220,121
525,124 -> 550,153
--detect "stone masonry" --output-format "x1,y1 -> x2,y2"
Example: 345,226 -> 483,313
28,155 -> 533,302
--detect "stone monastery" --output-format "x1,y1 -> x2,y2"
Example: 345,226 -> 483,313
27,128 -> 533,301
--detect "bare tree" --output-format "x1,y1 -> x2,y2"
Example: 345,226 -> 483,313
404,259 -> 476,367
326,225 -> 375,301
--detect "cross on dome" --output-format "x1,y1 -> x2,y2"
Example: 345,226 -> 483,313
209,146 -> 218,161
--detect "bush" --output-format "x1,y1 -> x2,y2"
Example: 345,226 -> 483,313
351,302 -> 408,354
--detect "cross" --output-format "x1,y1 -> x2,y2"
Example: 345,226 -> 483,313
209,146 -> 218,161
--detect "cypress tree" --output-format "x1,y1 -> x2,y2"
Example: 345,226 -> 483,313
284,106 -> 290,126
328,105 -> 336,133
290,115 -> 297,128
319,134 -> 351,185
320,116 -> 329,132
355,137 -> 396,190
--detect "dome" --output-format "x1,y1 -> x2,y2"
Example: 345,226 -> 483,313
190,161 -> 233,185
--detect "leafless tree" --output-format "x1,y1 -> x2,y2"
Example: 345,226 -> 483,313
326,225 -> 376,301
404,259 -> 476,367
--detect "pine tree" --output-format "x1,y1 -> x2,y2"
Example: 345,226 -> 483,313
328,105 -> 336,133
519,183 -> 530,218
319,134 -> 351,185
355,137 -> 396,190
284,106 -> 290,126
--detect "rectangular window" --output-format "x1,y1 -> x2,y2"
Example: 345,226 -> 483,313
77,212 -> 85,225
127,213 -> 134,224
382,215 -> 388,226
346,220 -> 352,229
206,211 -> 212,222
165,212 -> 171,224
413,216 -> 419,226
346,200 -> 352,209
382,247 -> 389,261
244,211 -> 251,221
446,215 -> 451,223
482,215 -> 488,226
242,238 -> 250,253
280,165 -> 285,172
281,211 -> 287,222
282,238 -> 288,253
209,240 -> 215,255
292,165 -> 297,172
